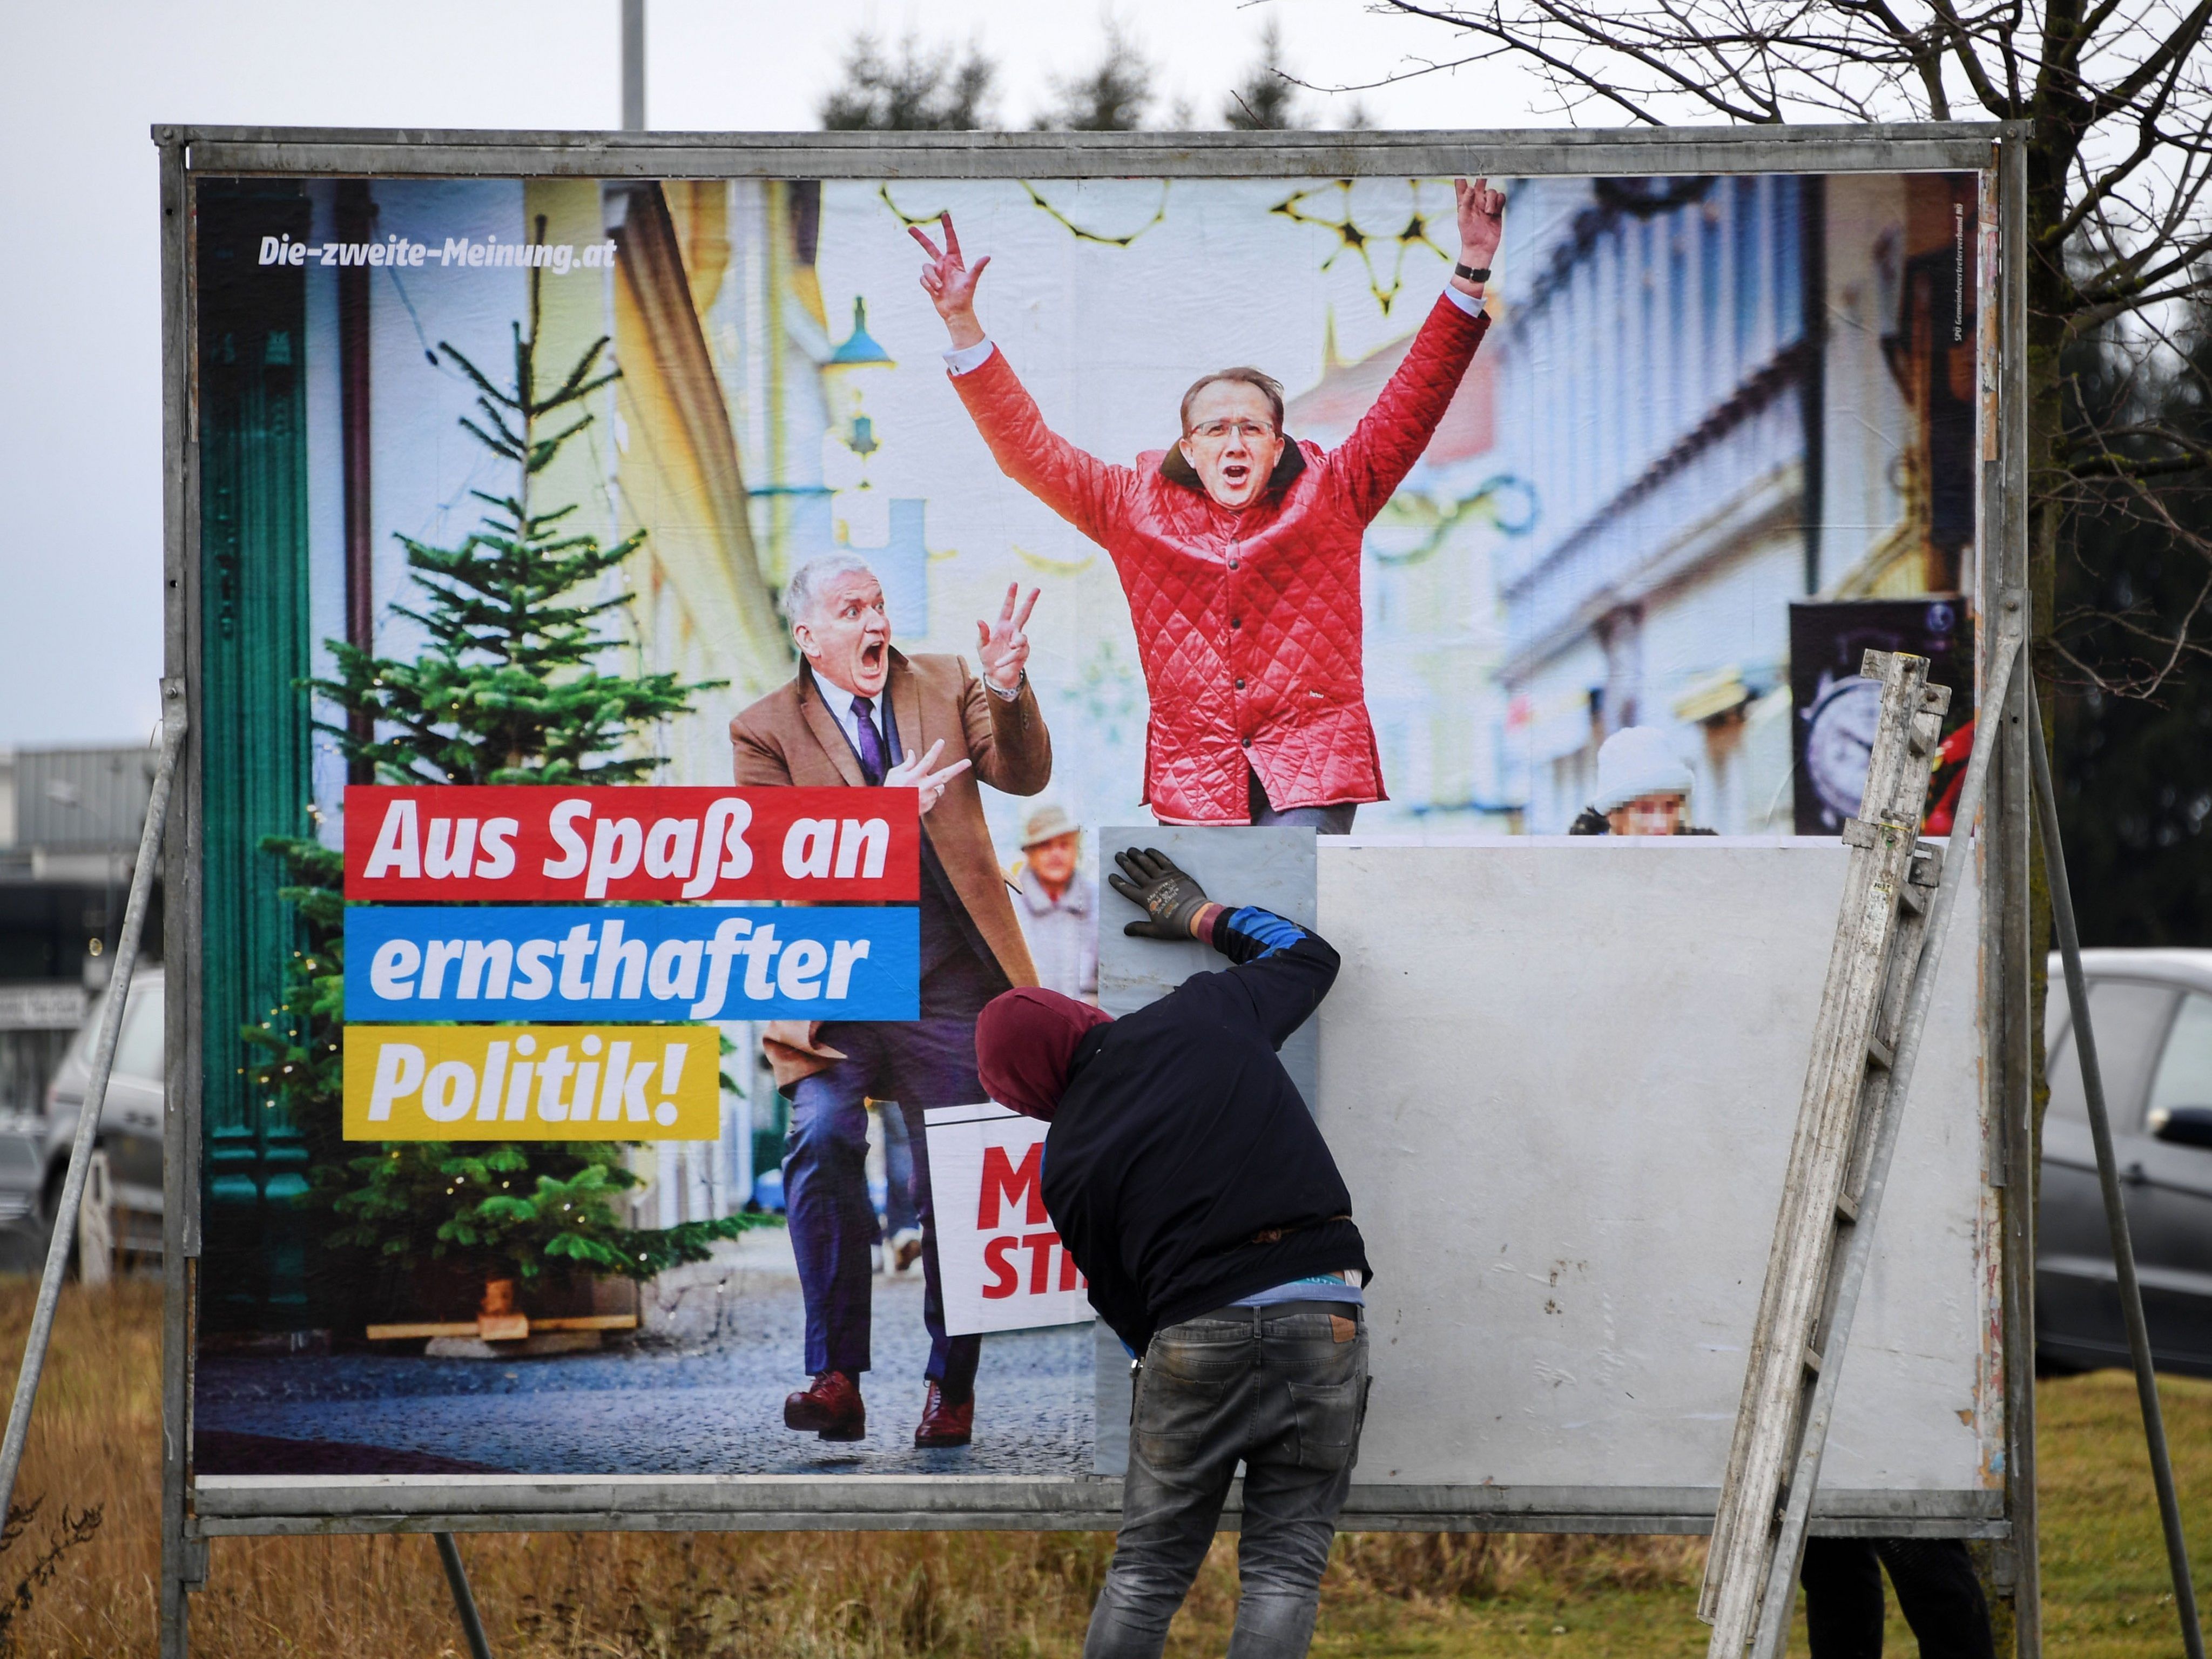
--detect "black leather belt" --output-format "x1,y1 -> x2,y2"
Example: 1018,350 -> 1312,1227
1195,1299 -> 1363,1323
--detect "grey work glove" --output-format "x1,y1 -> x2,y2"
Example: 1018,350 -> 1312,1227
1109,847 -> 1214,941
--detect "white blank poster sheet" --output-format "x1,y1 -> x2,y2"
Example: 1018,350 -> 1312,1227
1316,840 -> 1994,1506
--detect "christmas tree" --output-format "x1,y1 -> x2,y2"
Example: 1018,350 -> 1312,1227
247,252 -> 764,1309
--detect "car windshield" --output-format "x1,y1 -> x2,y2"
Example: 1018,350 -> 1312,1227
2148,994 -> 2212,1120
112,983 -> 164,1082
68,980 -> 164,1085
2046,980 -> 2176,1130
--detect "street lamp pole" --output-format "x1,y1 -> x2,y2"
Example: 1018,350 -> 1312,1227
621,0 -> 645,132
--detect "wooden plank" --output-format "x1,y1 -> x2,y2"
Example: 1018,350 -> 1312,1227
362,1313 -> 640,1341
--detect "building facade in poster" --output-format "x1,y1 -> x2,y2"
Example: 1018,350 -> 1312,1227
1493,172 -> 1980,833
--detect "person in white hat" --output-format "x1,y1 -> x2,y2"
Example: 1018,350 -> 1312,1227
1570,726 -> 1702,836
1013,803 -> 1098,1001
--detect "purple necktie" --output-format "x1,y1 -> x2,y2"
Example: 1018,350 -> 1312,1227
852,696 -> 888,785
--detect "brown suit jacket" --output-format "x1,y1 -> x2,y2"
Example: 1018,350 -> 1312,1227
730,650 -> 1053,1091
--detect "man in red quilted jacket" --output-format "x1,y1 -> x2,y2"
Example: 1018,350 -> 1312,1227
912,179 -> 1505,827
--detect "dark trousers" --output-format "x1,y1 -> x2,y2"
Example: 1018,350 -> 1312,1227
1800,1537 -> 1995,1659
785,1019 -> 984,1399
1084,1304 -> 1369,1659
1245,768 -> 1357,833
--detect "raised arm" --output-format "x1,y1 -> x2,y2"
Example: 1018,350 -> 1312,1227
1108,849 -> 1339,1051
1329,177 -> 1506,524
957,583 -> 1053,797
1201,907 -> 1339,1051
913,212 -> 1135,543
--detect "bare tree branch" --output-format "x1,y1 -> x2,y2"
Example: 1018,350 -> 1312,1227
2088,0 -> 2212,123
2069,444 -> 2212,479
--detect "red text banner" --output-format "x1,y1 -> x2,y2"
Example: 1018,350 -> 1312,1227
345,786 -> 919,902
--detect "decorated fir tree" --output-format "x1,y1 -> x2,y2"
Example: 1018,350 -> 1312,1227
246,262 -> 760,1311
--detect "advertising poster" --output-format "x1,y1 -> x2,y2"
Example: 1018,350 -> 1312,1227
191,163 -> 1981,1480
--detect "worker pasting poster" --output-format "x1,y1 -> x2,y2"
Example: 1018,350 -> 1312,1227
190,164 -> 1981,1480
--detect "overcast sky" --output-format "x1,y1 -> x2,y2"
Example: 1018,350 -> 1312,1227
0,0 -> 1559,746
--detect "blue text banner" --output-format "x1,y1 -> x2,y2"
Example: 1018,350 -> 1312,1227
344,906 -> 920,1022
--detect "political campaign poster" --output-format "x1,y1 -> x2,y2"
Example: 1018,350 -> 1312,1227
188,153 -> 1987,1486
921,1104 -> 1091,1338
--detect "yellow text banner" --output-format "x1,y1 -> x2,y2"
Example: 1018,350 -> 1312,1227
343,1026 -> 719,1141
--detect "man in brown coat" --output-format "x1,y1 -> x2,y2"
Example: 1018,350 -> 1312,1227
731,551 -> 1051,1448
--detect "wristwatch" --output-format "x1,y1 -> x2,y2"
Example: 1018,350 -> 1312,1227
1454,263 -> 1491,285
987,669 -> 1026,701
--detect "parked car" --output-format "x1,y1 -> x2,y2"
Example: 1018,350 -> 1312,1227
0,1115 -> 47,1272
2039,948 -> 2212,1375
41,967 -> 165,1260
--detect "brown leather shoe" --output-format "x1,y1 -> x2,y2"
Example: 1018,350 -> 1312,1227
784,1371 -> 866,1441
914,1380 -> 974,1448
891,1229 -> 925,1273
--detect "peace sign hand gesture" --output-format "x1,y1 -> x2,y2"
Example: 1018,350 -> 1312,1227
976,582 -> 1040,693
911,212 -> 990,350
884,738 -> 973,816
1454,177 -> 1507,274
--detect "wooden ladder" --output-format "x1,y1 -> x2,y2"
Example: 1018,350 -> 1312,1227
1698,648 -> 1954,1657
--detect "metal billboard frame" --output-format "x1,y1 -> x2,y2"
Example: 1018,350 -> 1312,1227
154,120 -> 2036,1655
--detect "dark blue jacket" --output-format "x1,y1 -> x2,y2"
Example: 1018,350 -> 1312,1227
1041,909 -> 1368,1354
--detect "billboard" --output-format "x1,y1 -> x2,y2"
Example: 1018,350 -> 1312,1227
165,129 -> 2024,1544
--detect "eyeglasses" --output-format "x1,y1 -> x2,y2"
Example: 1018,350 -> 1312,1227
1188,419 -> 1279,442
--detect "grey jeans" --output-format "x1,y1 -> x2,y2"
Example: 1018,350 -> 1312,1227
1084,1303 -> 1370,1659
1246,768 -> 1359,834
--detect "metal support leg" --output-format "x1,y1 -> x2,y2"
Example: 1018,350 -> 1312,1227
0,689 -> 185,1527
2027,712 -> 2206,1659
435,1532 -> 495,1659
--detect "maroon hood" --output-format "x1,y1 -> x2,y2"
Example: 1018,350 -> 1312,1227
976,988 -> 1115,1122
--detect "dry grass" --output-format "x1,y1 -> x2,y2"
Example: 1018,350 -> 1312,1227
0,1277 -> 163,1655
0,1278 -> 2202,1656
2036,1367 -> 2212,1657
